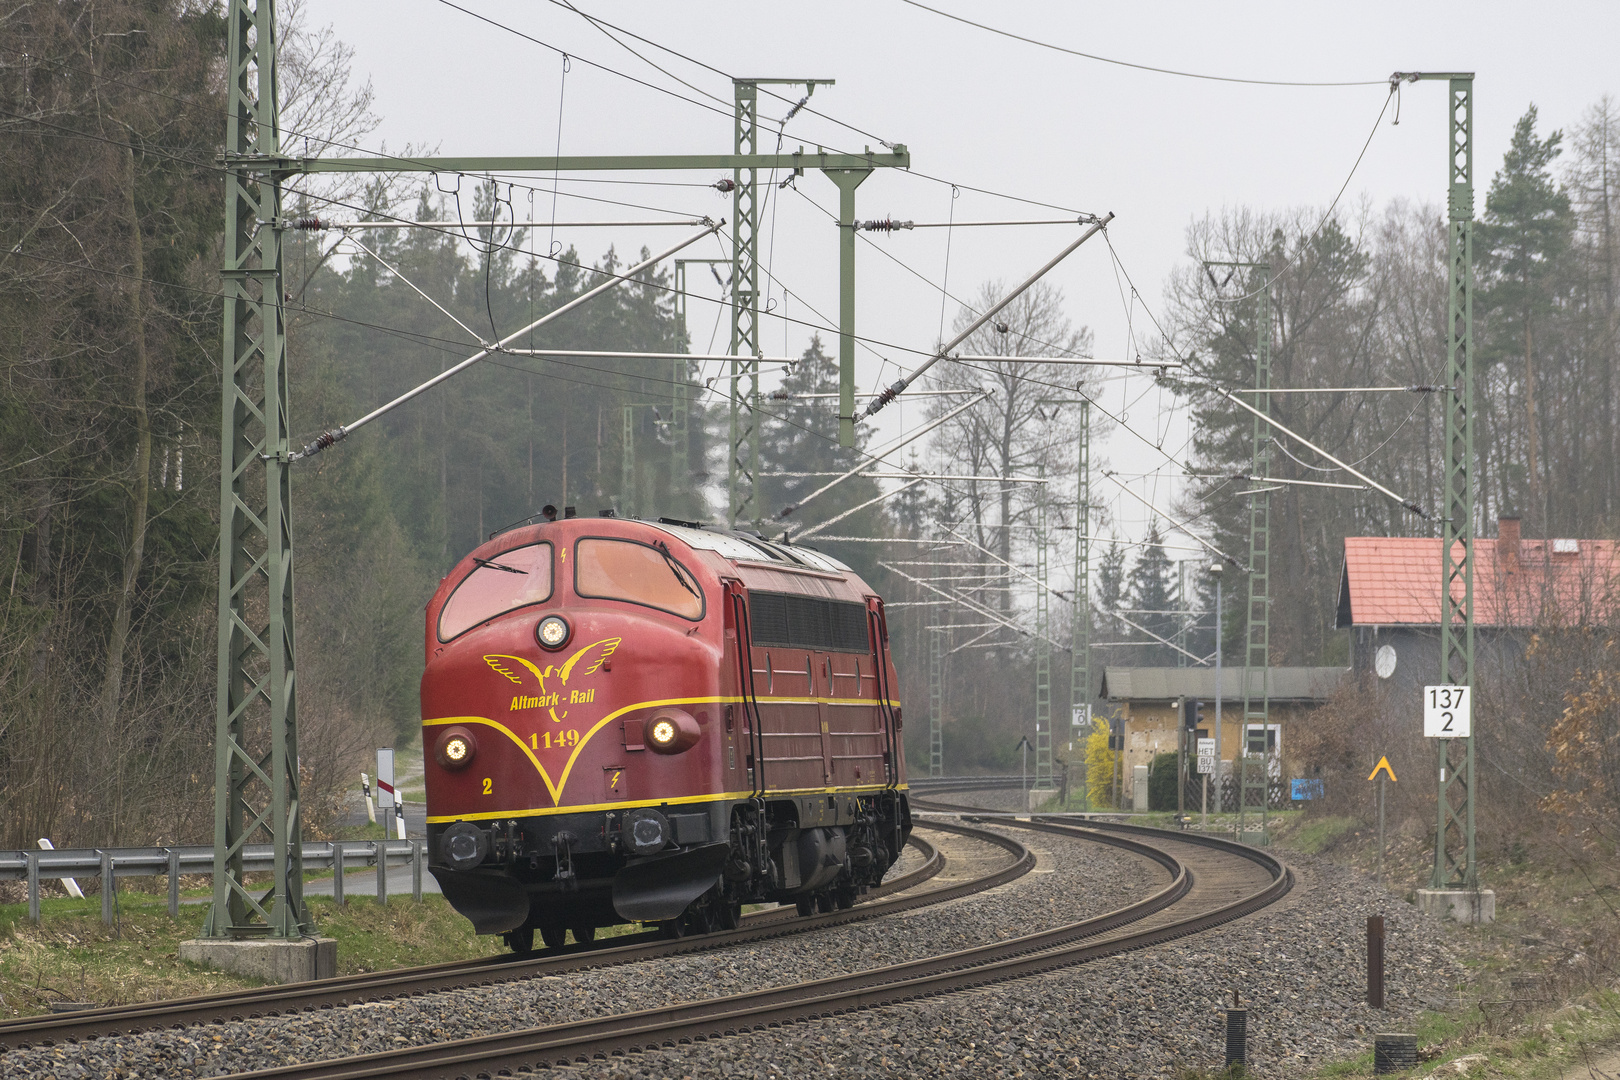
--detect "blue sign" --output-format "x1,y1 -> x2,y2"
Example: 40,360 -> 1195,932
1291,779 -> 1324,801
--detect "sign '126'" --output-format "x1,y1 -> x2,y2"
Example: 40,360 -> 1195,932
1423,685 -> 1472,738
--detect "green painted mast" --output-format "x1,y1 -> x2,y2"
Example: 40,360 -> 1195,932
1071,402 -> 1091,808
728,80 -> 762,529
1399,72 -> 1479,889
1240,262 -> 1273,841
206,0 -> 309,939
672,261 -> 691,513
1034,465 -> 1053,791
929,620 -> 945,778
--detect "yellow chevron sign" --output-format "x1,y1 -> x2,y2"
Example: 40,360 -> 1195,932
1367,756 -> 1398,783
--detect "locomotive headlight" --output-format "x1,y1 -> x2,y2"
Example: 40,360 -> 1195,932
536,614 -> 570,650
649,718 -> 678,748
643,709 -> 701,755
435,727 -> 477,770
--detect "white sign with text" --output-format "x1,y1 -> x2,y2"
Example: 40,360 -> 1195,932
1423,685 -> 1472,738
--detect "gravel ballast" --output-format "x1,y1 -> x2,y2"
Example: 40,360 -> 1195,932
547,849 -> 1463,1079
1,828 -> 1462,1079
0,823 -> 1155,1078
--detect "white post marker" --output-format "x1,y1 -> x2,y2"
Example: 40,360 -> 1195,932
37,839 -> 85,899
361,772 -> 376,825
1423,685 -> 1472,738
376,748 -> 396,824
1196,738 -> 1216,775
394,800 -> 407,841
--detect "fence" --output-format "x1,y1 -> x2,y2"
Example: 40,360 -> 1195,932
0,840 -> 428,925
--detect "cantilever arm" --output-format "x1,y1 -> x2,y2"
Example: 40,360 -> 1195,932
292,219 -> 724,461
861,213 -> 1114,420
1220,389 -> 1428,518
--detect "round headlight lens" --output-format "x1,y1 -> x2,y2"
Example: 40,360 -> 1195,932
649,718 -> 678,747
435,727 -> 477,770
536,615 -> 570,650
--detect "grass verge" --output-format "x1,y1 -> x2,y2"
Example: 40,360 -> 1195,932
0,890 -> 502,1019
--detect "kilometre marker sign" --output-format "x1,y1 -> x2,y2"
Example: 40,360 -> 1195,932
1423,685 -> 1472,738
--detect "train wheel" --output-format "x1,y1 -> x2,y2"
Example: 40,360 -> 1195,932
794,896 -> 815,917
718,901 -> 742,931
659,917 -> 687,939
539,922 -> 567,950
834,884 -> 857,910
570,925 -> 596,945
693,899 -> 722,935
504,926 -> 535,955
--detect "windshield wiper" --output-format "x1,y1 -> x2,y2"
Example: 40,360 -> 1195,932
472,556 -> 526,575
655,541 -> 700,600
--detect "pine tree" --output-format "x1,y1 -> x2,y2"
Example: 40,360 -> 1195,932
1125,527 -> 1177,661
1479,105 -> 1577,530
1096,538 -> 1127,615
758,336 -> 892,582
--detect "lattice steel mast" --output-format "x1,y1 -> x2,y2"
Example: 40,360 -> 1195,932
1398,72 -> 1479,890
728,80 -> 762,529
1033,465 -> 1053,790
671,261 -> 691,510
1071,403 -> 1091,807
1241,262 -> 1273,840
928,618 -> 945,778
205,0 -> 308,939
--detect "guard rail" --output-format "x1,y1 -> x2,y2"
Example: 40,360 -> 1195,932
1,840 -> 427,925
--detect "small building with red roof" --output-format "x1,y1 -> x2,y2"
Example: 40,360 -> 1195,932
1336,517 -> 1620,689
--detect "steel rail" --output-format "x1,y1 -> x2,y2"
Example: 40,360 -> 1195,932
209,821 -> 1285,1080
0,823 -> 1004,1048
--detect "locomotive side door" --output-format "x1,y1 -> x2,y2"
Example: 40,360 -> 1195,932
825,646 -> 883,787
866,597 -> 901,787
721,579 -> 757,794
812,650 -> 834,785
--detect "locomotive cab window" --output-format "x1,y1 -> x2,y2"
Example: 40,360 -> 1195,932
575,537 -> 704,620
437,542 -> 554,641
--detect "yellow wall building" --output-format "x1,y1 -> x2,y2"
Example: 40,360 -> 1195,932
1099,667 -> 1347,807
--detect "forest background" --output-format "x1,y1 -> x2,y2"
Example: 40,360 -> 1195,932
2,0 -> 1618,858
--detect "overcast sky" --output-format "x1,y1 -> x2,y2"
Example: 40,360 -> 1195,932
310,0 -> 1620,551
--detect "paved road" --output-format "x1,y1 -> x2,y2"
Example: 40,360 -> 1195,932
302,861 -> 441,897
335,795 -> 427,836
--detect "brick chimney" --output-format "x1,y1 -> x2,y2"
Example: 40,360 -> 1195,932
1497,516 -> 1521,574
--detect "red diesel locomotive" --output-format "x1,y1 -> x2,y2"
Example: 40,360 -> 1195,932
421,515 -> 910,951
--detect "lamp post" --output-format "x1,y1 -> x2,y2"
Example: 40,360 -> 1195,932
1211,563 -> 1223,829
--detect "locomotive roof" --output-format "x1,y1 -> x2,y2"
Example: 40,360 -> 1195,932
642,519 -> 854,576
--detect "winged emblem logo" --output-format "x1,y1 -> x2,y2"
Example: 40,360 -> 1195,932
483,638 -> 621,724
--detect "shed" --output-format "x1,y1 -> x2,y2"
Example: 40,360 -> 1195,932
1099,666 -> 1348,801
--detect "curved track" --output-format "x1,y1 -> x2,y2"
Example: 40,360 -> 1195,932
201,813 -> 1290,1079
0,822 -> 1014,1049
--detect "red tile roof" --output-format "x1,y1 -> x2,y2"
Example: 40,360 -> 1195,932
1338,534 -> 1620,628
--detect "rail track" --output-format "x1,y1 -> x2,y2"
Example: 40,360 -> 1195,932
194,813 -> 1290,1079
0,820 -> 1020,1049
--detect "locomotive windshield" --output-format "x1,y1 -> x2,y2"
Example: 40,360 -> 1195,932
437,542 -> 554,641
575,537 -> 704,620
